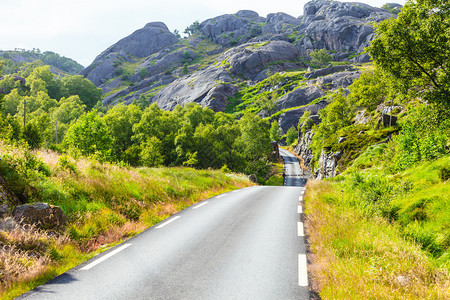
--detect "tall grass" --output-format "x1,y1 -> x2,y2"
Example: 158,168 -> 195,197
305,179 -> 449,299
0,142 -> 253,298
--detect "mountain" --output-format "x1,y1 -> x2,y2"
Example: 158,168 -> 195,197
0,49 -> 84,75
82,0 -> 399,132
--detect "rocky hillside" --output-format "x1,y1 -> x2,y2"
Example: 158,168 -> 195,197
82,0 -> 399,132
0,49 -> 84,75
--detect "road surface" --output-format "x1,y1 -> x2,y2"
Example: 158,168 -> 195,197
20,149 -> 309,299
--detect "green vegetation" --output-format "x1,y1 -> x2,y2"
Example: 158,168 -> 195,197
0,49 -> 83,75
303,1 -> 450,298
0,141 -> 253,297
309,49 -> 332,67
226,71 -> 306,115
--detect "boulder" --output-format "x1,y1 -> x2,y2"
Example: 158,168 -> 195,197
13,203 -> 68,230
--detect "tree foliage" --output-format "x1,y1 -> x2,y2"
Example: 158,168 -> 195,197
369,0 -> 450,107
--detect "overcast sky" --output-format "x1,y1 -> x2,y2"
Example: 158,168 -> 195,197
0,0 -> 406,67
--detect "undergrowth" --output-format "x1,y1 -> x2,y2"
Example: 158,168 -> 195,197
305,154 -> 450,299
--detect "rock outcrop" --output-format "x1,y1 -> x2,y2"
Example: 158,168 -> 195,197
12,203 -> 68,230
80,0 -> 398,114
151,40 -> 304,112
298,0 -> 394,60
81,22 -> 179,86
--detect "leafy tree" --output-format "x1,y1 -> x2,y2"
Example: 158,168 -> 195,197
26,66 -> 63,99
53,95 -> 86,124
140,137 -> 164,167
368,0 -> 450,107
104,103 -> 142,161
173,29 -> 181,39
2,89 -> 22,116
23,122 -> 42,149
61,75 -> 102,110
348,70 -> 390,129
285,126 -> 298,145
269,120 -> 282,142
63,111 -> 113,159
310,49 -> 332,67
237,114 -> 271,163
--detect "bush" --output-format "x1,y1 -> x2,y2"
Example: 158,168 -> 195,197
438,166 -> 450,181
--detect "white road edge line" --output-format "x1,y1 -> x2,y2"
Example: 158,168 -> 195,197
298,254 -> 308,287
216,194 -> 227,199
298,222 -> 304,237
81,243 -> 132,271
232,190 -> 240,193
298,205 -> 303,214
193,202 -> 209,209
156,216 -> 181,229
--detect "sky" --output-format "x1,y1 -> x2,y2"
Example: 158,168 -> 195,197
0,0 -> 406,67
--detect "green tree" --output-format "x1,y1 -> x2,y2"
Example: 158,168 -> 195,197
23,122 -> 42,149
140,136 -> 164,167
285,126 -> 298,145
368,0 -> 450,107
310,49 -> 332,67
53,95 -> 86,124
269,120 -> 282,142
61,75 -> 102,110
173,29 -> 181,39
104,103 -> 142,161
63,111 -> 113,159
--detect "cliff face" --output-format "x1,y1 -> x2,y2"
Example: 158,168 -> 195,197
80,0 -> 399,133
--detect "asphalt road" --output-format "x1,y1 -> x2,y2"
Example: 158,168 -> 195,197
20,149 -> 309,300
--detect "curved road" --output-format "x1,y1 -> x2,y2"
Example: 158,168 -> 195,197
20,149 -> 309,299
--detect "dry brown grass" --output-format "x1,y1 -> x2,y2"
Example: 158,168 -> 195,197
305,179 -> 449,299
0,223 -> 70,293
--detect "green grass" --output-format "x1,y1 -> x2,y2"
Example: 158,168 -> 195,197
0,141 -> 254,297
305,149 -> 450,299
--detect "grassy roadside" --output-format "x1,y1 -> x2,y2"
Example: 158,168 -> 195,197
0,142 -> 254,298
304,155 -> 449,299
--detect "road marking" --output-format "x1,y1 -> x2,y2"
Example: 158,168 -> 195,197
216,194 -> 227,199
298,222 -> 304,236
193,202 -> 208,209
298,205 -> 303,214
156,216 -> 181,229
231,190 -> 240,193
298,196 -> 302,201
298,254 -> 308,287
81,243 -> 131,271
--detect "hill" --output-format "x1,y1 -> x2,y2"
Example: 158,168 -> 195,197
81,0 -> 399,133
0,49 -> 84,76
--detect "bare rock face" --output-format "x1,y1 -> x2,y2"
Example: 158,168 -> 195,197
277,100 -> 328,134
200,11 -> 265,48
297,0 -> 395,57
81,22 -> 179,86
13,203 -> 68,230
151,40 -> 302,112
